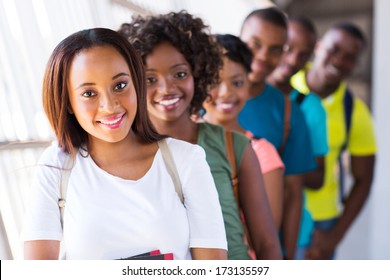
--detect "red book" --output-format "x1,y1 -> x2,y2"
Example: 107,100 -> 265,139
131,253 -> 174,260
117,250 -> 174,260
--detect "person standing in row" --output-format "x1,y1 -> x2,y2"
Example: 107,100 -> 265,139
202,34 -> 285,230
23,28 -> 227,260
291,22 -> 376,259
267,17 -> 328,259
238,8 -> 316,259
119,11 -> 282,260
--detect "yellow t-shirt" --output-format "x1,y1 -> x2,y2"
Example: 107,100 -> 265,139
291,69 -> 377,220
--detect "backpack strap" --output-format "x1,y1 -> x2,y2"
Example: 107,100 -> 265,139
295,92 -> 306,105
158,139 -> 184,205
343,88 -> 354,148
279,95 -> 291,156
224,129 -> 255,258
338,88 -> 354,204
58,140 -> 185,231
59,151 -> 75,230
224,130 -> 239,194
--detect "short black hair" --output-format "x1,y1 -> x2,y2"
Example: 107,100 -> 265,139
215,34 -> 253,73
243,7 -> 287,30
289,16 -> 317,38
332,22 -> 366,47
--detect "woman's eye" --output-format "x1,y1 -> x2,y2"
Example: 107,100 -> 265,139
146,77 -> 157,85
82,91 -> 96,97
233,80 -> 244,87
175,71 -> 187,79
115,82 -> 127,90
250,40 -> 261,50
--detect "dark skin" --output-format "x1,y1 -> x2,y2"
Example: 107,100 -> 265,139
306,155 -> 375,259
281,175 -> 303,260
304,28 -> 375,259
238,144 -> 283,259
305,157 -> 325,190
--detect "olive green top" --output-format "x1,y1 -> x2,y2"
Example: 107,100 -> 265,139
197,122 -> 250,259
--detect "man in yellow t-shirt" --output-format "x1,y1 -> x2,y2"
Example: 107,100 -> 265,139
291,22 -> 376,259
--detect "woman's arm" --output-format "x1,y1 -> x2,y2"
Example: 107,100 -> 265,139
24,240 -> 60,260
178,143 -> 228,258
191,248 -> 227,260
263,168 -> 284,230
238,143 -> 283,259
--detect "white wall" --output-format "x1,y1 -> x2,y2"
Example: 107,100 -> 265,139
369,0 -> 390,259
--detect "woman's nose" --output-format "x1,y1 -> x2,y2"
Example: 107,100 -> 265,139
99,92 -> 117,112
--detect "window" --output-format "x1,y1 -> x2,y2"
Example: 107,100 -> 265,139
0,0 -> 163,260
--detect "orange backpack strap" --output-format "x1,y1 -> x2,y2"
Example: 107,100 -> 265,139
279,95 -> 291,156
224,129 -> 255,258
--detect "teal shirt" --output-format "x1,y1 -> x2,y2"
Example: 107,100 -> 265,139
197,122 -> 250,259
290,89 -> 328,157
238,83 -> 316,175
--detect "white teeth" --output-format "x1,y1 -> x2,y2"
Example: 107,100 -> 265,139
217,103 -> 234,110
100,118 -> 121,125
159,98 -> 179,106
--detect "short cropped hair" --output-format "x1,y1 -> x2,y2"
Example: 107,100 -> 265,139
215,34 -> 253,73
243,7 -> 288,30
331,22 -> 366,47
289,16 -> 317,38
118,11 -> 223,115
42,28 -> 163,154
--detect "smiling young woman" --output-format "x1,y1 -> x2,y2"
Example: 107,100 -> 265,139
119,11 -> 282,260
22,28 -> 227,260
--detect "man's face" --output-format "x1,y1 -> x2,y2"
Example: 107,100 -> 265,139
270,21 -> 316,83
240,16 -> 287,84
312,28 -> 364,86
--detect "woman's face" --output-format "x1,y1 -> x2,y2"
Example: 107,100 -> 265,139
144,42 -> 194,123
67,45 -> 137,145
204,57 -> 250,124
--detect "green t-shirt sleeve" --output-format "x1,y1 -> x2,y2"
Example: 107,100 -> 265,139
348,98 -> 377,155
231,131 -> 250,169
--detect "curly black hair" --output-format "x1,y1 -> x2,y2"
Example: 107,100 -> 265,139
118,10 -> 223,115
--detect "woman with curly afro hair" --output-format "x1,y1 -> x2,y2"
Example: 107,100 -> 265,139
119,11 -> 282,260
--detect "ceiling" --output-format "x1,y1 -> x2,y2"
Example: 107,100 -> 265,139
275,0 -> 372,17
